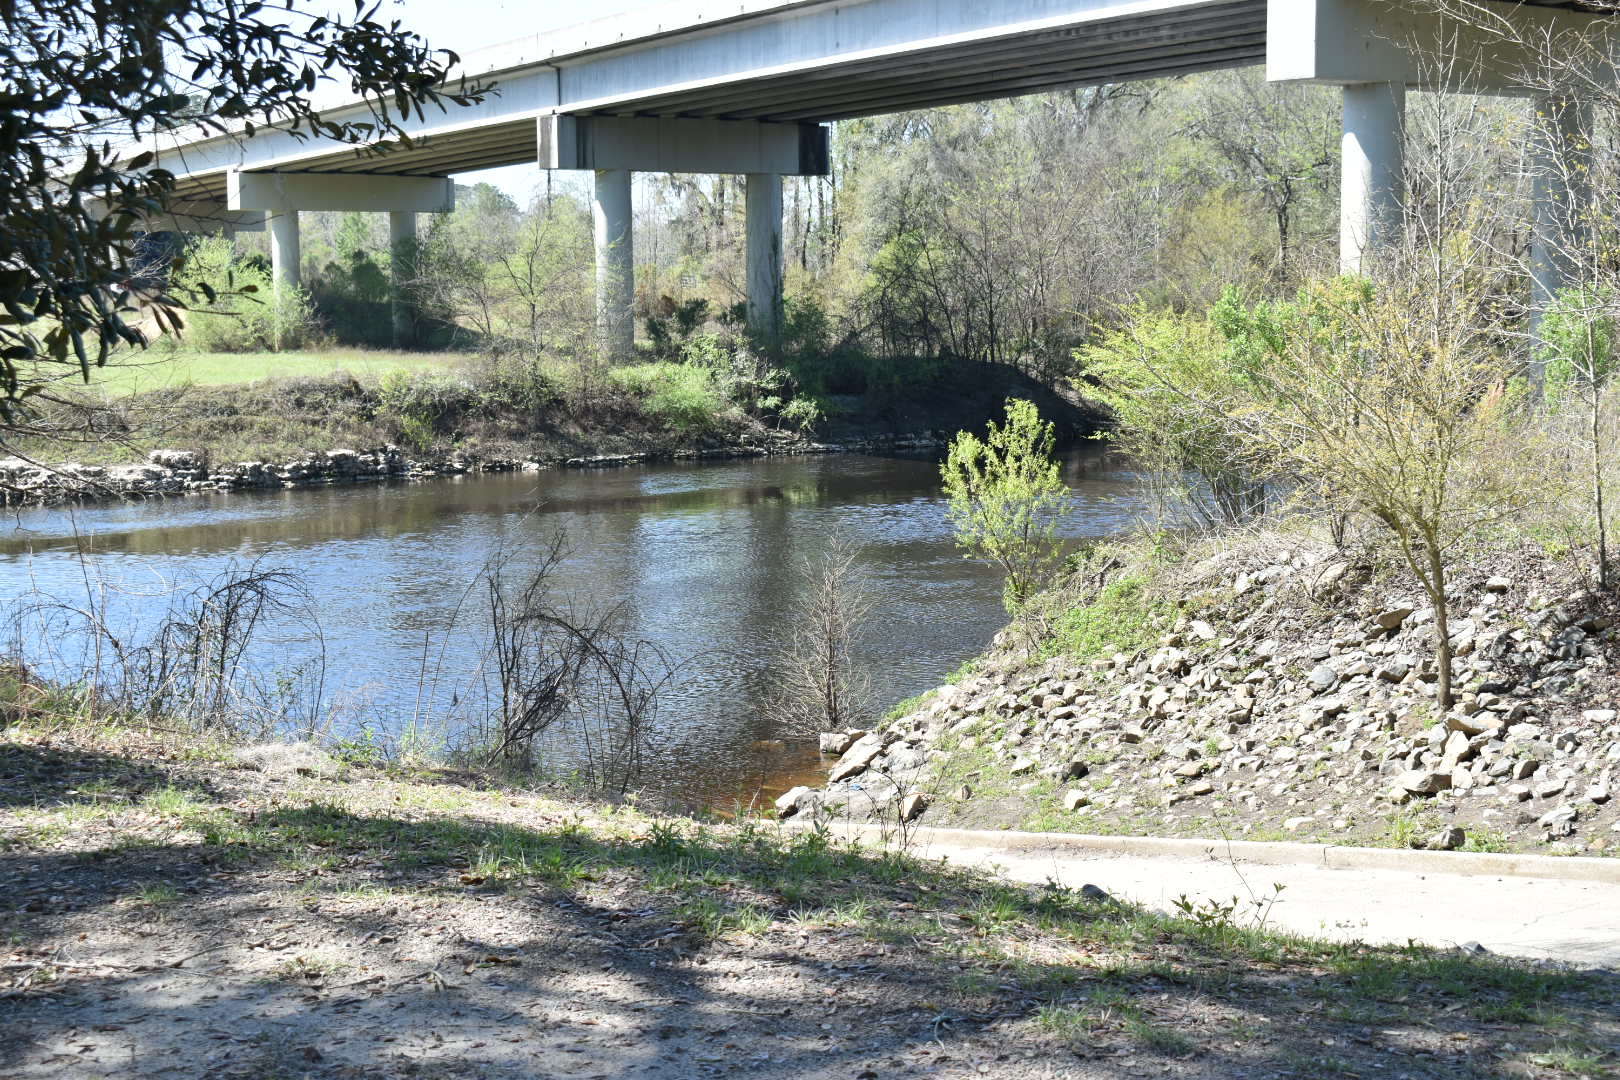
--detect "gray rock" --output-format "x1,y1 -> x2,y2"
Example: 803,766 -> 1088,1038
1534,779 -> 1567,800
774,786 -> 813,817
1061,789 -> 1090,811
1307,664 -> 1340,694
1394,769 -> 1452,795
1439,730 -> 1474,771
1425,826 -> 1466,851
898,792 -> 930,823
1376,660 -> 1411,683
1375,607 -> 1415,631
1537,804 -> 1578,835
828,734 -> 884,783
818,730 -> 865,756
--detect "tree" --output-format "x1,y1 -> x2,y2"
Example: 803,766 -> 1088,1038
768,537 -> 874,736
1077,301 -> 1274,528
941,398 -> 1072,613
1183,70 -> 1339,281
1232,277 -> 1535,712
1538,285 -> 1618,588
0,0 -> 487,422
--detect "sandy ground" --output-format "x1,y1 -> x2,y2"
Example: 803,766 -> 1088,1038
4,734 -> 1618,1079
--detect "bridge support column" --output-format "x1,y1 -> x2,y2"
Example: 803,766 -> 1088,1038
745,173 -> 783,346
390,210 -> 418,349
1531,94 -> 1592,356
593,168 -> 634,362
268,210 -> 301,292
1340,82 -> 1405,275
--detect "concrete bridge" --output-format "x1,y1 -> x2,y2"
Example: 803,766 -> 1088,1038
140,0 -> 1606,353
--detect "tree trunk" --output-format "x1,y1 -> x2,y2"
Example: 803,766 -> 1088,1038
1593,397 -> 1608,589
1427,540 -> 1453,712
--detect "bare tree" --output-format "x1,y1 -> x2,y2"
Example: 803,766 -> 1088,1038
768,536 -> 874,737
478,537 -> 680,794
1184,69 -> 1340,282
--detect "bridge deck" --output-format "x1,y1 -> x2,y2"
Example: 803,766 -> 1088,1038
161,0 -> 1264,198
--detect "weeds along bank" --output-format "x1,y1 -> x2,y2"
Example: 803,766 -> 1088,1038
789,528 -> 1620,856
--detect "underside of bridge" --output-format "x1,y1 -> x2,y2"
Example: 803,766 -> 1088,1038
145,0 -> 1610,356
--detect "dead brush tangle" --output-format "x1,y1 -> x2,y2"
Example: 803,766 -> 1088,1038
1,720 -> 1616,1079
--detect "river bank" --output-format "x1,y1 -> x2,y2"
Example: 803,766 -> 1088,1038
0,359 -> 1098,508
787,528 -> 1620,859
2,719 -> 1614,1078
0,429 -> 948,507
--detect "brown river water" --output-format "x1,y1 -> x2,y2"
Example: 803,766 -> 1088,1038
0,450 -> 1142,806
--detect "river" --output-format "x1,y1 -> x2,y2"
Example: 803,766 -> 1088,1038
0,449 -> 1142,805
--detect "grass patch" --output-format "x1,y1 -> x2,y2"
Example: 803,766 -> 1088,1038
605,361 -> 735,433
1040,575 -> 1172,662
128,882 -> 180,906
83,347 -> 458,394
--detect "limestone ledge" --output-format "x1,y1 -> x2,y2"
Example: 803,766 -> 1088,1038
0,431 -> 951,507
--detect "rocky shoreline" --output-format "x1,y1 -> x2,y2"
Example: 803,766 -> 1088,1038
781,539 -> 1620,857
0,430 -> 952,507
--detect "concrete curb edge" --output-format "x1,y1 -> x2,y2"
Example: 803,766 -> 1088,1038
782,821 -> 1620,885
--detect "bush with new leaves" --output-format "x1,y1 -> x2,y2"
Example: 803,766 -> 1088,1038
170,236 -> 320,353
941,398 -> 1072,613
1077,298 -> 1274,528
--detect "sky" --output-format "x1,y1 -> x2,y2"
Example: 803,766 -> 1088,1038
380,0 -> 674,201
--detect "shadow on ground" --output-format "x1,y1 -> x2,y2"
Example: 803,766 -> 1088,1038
1,740 -> 1615,1079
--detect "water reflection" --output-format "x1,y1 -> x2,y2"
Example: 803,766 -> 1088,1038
0,450 -> 1143,804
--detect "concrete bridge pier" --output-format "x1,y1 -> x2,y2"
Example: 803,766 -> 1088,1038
1339,81 -> 1405,275
268,210 -> 301,292
593,168 -> 636,363
390,210 -> 418,348
1530,94 -> 1593,345
229,169 -> 455,343
539,115 -> 829,360
745,173 -> 784,346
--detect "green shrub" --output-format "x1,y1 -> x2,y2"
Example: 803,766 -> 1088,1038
1040,575 -> 1170,661
779,395 -> 825,432
607,361 -> 731,432
171,235 -> 320,352
376,369 -> 472,449
942,398 -> 1072,613
1076,296 -> 1272,528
